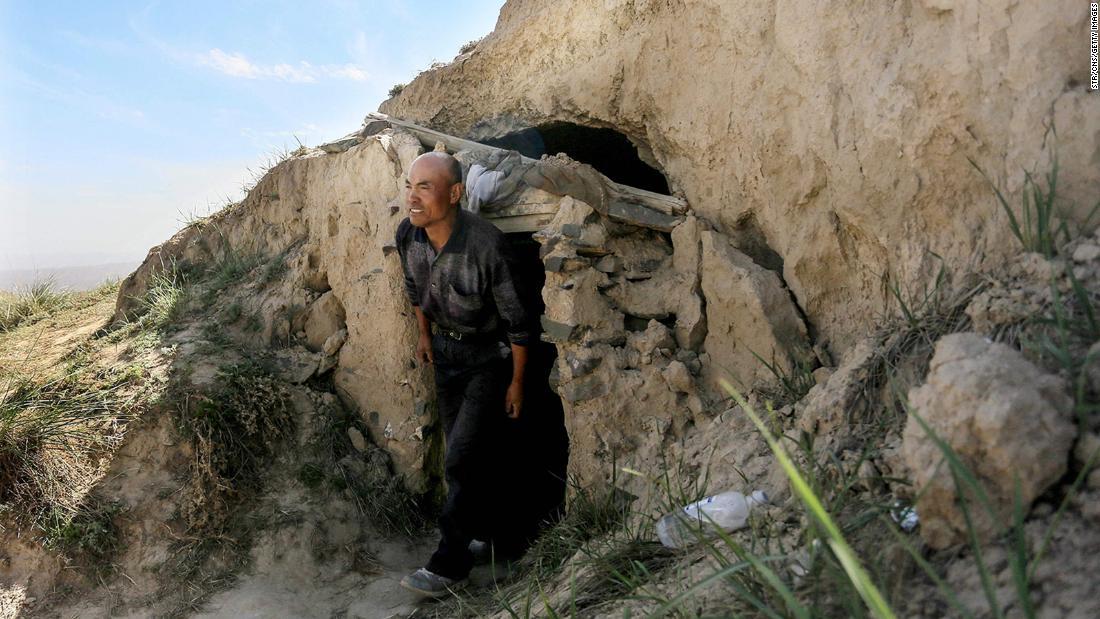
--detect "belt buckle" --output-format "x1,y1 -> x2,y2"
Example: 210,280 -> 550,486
451,330 -> 463,341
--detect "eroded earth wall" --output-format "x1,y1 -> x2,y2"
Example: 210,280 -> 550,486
115,124 -> 815,492
381,0 -> 1100,356
116,131 -> 444,492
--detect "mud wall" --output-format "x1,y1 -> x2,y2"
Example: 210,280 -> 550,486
381,0 -> 1100,357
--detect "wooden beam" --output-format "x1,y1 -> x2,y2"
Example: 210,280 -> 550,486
490,213 -> 556,234
364,112 -> 689,230
365,112 -> 509,159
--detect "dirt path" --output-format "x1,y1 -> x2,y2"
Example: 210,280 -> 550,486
192,537 -> 437,619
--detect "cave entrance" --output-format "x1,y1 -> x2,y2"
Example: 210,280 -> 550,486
485,122 -> 670,194
504,231 -> 569,530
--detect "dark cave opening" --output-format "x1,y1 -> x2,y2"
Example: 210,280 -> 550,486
485,122 -> 671,194
503,231 -> 570,531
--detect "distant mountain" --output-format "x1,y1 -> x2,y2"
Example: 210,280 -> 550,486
0,261 -> 140,292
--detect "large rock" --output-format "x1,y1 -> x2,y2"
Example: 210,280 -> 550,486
699,230 -> 808,388
303,291 -> 346,352
381,0 -> 1099,357
903,333 -> 1076,549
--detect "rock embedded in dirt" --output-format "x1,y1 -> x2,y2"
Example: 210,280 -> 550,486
1075,431 -> 1100,471
1073,243 -> 1100,263
272,348 -> 321,384
304,291 -> 347,352
322,328 -> 348,357
347,427 -> 367,453
903,333 -> 1076,549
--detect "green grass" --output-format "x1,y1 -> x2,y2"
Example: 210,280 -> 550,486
0,277 -> 71,332
966,130 -> 1100,259
135,264 -> 190,330
38,499 -> 124,574
0,360 -> 136,575
750,346 -> 818,408
969,155 -> 1064,258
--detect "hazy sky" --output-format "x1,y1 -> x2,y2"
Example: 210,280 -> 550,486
0,1 -> 504,270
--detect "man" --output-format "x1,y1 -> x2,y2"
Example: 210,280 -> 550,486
395,151 -> 533,598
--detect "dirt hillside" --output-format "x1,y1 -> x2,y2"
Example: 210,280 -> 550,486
3,1 -> 1099,617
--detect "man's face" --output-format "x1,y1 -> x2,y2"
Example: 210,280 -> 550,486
405,157 -> 461,228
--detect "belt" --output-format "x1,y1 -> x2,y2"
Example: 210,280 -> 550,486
435,327 -> 501,342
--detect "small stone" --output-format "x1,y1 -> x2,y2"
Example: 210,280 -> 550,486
561,257 -> 591,272
595,255 -> 622,273
1088,468 -> 1100,490
272,349 -> 319,383
812,366 -> 834,385
1072,243 -> 1100,263
323,328 -> 348,356
1075,432 -> 1100,470
686,357 -> 702,375
1081,496 -> 1100,523
856,460 -> 883,492
412,425 -> 426,441
548,362 -> 562,389
567,354 -> 602,378
559,374 -> 608,402
561,223 -> 583,238
347,427 -> 367,452
541,316 -> 578,342
317,354 -> 338,375
663,360 -> 694,393
545,256 -> 565,272
383,422 -> 395,440
538,236 -> 560,259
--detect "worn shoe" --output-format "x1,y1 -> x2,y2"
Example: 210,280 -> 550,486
468,539 -> 491,565
399,568 -> 465,599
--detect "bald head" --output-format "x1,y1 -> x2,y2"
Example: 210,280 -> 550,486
405,151 -> 465,228
411,151 -> 463,187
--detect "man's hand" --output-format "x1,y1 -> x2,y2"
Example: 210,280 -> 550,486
505,380 -> 523,419
416,332 -> 434,366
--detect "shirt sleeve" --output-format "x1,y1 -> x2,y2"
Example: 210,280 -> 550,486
490,239 -> 532,346
395,218 -> 419,307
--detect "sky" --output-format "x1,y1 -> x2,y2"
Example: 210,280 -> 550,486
0,0 -> 505,270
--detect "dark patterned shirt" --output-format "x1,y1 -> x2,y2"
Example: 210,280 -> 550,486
395,209 -> 532,346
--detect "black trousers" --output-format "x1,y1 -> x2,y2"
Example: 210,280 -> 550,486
425,334 -> 568,580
